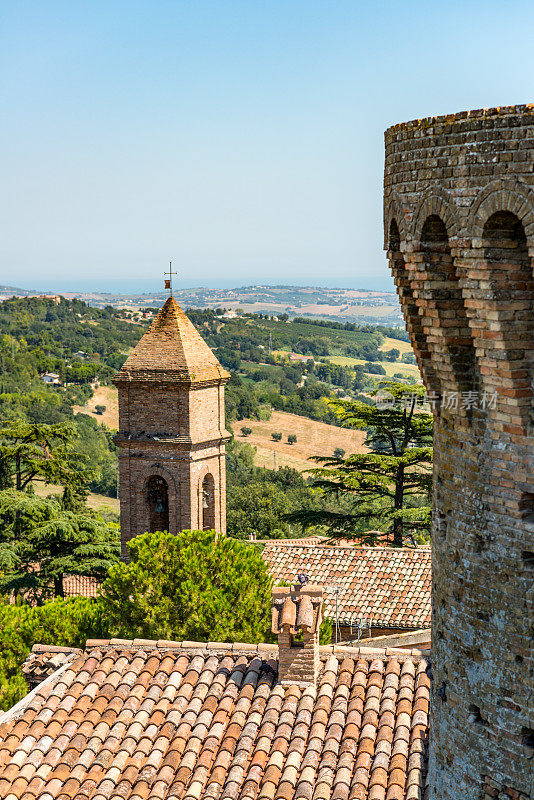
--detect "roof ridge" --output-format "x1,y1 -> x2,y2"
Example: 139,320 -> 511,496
82,638 -> 428,661
263,542 -> 431,553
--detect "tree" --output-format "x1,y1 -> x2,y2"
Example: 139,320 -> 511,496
0,421 -> 88,492
0,597 -> 107,711
94,405 -> 106,415
365,362 -> 386,375
240,426 -> 252,437
271,432 -> 282,442
227,482 -> 292,539
287,434 -> 297,445
333,447 -> 345,459
287,383 -> 433,546
0,489 -> 120,603
101,530 -> 273,643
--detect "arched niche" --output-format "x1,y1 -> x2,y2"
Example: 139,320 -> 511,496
481,210 -> 532,430
419,214 -> 477,406
387,218 -> 441,399
202,473 -> 216,531
145,474 -> 169,532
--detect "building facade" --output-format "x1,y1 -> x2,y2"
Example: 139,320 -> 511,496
384,106 -> 534,800
113,296 -> 230,557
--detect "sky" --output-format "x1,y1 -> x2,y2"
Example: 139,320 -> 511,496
1,0 -> 533,294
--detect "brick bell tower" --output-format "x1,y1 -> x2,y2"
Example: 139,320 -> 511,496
113,297 -> 230,557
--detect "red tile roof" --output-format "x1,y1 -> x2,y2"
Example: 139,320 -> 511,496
263,545 -> 431,630
21,645 -> 82,690
0,640 -> 429,799
62,574 -> 100,599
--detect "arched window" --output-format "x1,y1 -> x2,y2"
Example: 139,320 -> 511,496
146,475 -> 169,532
202,474 -> 215,531
420,214 -> 477,401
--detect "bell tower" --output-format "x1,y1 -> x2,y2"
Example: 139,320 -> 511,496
113,297 -> 230,558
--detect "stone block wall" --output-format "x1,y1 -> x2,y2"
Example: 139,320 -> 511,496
384,106 -> 534,800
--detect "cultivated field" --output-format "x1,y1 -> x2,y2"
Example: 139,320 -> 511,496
380,336 -> 414,356
74,385 -> 119,429
32,481 -> 119,514
328,354 -> 421,380
234,410 -> 368,472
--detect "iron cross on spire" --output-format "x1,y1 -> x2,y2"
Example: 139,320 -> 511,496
164,262 -> 178,296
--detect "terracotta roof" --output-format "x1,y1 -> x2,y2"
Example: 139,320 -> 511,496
263,546 -> 431,629
0,639 -> 429,799
257,536 -> 330,546
114,297 -> 230,385
21,645 -> 83,691
62,574 -> 100,599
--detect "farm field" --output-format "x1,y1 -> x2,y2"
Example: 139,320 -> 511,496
380,336 -> 414,355
234,410 -> 368,472
32,481 -> 119,514
74,385 -> 119,429
327,354 -> 421,379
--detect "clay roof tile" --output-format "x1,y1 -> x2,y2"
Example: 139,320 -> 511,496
0,643 -> 429,799
114,296 -> 230,385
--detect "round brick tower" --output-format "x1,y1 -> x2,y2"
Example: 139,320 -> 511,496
384,106 -> 534,800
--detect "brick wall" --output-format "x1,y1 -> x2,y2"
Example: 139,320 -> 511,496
384,106 -> 534,800
115,378 -> 229,556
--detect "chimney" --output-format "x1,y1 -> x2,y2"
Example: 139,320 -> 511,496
272,583 -> 324,686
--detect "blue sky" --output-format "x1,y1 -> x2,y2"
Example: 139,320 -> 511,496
1,1 -> 533,293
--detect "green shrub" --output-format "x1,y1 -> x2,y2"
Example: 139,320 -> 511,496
0,597 -> 107,710
101,530 -> 273,644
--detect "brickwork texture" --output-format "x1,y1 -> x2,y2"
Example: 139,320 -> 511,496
114,297 -> 230,556
384,105 -> 534,800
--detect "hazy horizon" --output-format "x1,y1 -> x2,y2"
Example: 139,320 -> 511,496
5,275 -> 398,296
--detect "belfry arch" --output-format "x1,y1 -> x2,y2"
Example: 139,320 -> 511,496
202,473 -> 215,531
146,475 -> 169,532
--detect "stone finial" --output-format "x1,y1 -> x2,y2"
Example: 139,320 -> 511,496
272,583 -> 324,685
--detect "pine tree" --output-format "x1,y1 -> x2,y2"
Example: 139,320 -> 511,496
0,490 -> 119,603
102,529 -> 274,643
0,421 -> 88,492
288,382 -> 433,546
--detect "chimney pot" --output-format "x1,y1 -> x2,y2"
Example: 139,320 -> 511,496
272,584 -> 324,686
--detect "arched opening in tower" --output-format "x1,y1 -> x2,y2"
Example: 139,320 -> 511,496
420,214 -> 477,402
387,218 -> 441,398
202,474 -> 215,531
482,211 -> 532,429
146,475 -> 169,532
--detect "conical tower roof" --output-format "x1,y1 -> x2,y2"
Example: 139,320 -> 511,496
114,297 -> 230,384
